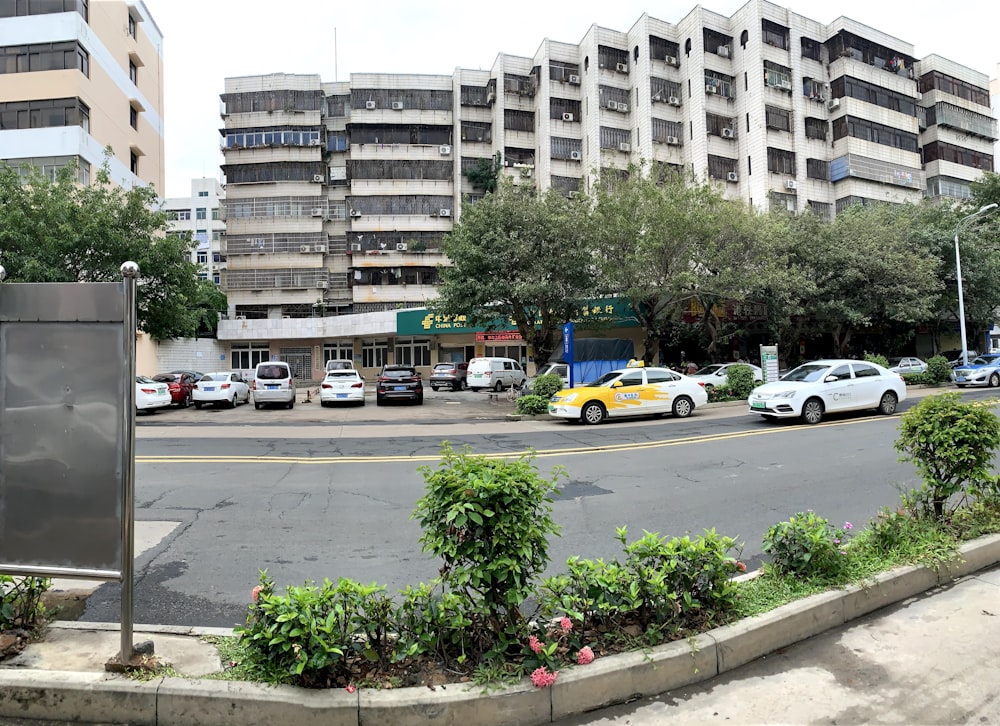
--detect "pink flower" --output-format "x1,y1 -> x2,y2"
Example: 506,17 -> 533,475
833,538 -> 840,544
576,646 -> 595,665
736,561 -> 747,573
840,550 -> 847,555
251,585 -> 262,603
844,521 -> 853,530
528,635 -> 543,654
530,666 -> 558,688
559,617 -> 573,632
345,685 -> 357,694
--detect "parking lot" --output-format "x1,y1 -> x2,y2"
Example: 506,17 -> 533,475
137,385 -> 520,424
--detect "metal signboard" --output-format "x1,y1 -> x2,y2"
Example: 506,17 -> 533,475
760,344 -> 780,383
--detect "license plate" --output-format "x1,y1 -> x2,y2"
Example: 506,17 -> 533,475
394,386 -> 407,391
266,384 -> 278,390
751,401 -> 767,410
956,377 -> 966,382
336,393 -> 347,398
204,387 -> 215,392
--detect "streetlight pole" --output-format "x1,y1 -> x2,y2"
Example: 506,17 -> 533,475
955,202 -> 999,366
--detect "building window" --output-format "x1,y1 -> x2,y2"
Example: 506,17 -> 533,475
0,97 -> 90,131
324,342 -> 354,364
231,343 -> 270,372
130,152 -> 138,175
196,251 -> 208,264
198,190 -> 208,197
196,207 -> 207,220
801,37 -> 822,62
394,338 -> 431,367
806,158 -> 829,180
211,209 -> 220,220
767,147 -> 795,175
129,104 -> 137,129
0,41 -> 90,75
921,140 -> 993,170
212,274 -> 220,285
128,60 -> 137,84
176,209 -> 191,220
832,115 -> 918,153
707,154 -> 737,180
212,231 -> 220,241
765,105 -> 791,132
804,117 -> 828,140
127,13 -> 136,38
362,340 -> 388,369
761,19 -> 788,50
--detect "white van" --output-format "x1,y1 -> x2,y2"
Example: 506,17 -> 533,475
252,361 -> 296,409
466,357 -> 526,392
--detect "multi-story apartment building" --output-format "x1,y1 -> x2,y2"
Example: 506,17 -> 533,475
0,0 -> 164,191
216,0 -> 996,379
165,178 -> 226,284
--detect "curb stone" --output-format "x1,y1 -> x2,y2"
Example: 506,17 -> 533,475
1,535 -> 998,725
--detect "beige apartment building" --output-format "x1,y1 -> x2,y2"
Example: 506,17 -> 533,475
216,0 -> 997,380
0,0 -> 164,191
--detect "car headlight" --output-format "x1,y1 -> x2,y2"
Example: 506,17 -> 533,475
556,393 -> 578,403
773,390 -> 797,398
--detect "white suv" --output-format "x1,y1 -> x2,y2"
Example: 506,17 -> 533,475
466,357 -> 526,392
252,361 -> 296,409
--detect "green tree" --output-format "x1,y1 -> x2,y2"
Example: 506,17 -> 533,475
435,180 -> 596,367
0,157 -> 225,340
464,151 -> 503,193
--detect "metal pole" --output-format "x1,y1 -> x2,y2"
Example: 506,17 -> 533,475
955,204 -> 998,367
120,261 -> 139,665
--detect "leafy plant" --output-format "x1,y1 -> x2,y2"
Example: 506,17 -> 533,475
413,445 -> 564,659
895,393 -> 1000,518
0,575 -> 50,630
396,581 -> 475,667
463,151 -> 502,193
516,394 -> 549,416
863,352 -> 890,368
761,512 -> 852,579
530,373 -> 564,400
926,355 -> 952,384
724,364 -> 757,399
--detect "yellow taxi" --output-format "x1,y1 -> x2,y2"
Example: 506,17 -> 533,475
547,360 -> 709,424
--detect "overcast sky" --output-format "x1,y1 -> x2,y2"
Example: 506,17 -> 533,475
140,0 -> 1000,199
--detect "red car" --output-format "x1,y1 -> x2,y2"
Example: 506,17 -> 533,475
152,372 -> 199,408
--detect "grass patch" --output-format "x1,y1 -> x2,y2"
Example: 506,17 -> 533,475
202,634 -> 296,685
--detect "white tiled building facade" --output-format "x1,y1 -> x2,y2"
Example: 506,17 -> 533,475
216,0 -> 997,374
164,178 -> 226,284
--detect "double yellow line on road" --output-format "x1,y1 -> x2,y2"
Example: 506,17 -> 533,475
136,414 -> 894,465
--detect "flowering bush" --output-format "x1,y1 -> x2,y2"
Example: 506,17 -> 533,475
521,614 -> 594,686
761,512 -> 852,579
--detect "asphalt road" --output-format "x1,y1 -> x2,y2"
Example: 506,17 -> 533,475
74,388 -> 1000,629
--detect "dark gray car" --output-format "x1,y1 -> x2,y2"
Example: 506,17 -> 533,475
429,362 -> 468,391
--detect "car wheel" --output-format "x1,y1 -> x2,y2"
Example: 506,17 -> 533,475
254,402 -> 262,410
877,391 -> 898,415
230,395 -> 238,409
376,396 -> 384,406
581,401 -> 606,425
494,380 -> 504,393
359,398 -> 365,407
179,394 -> 189,408
458,379 -> 466,391
672,395 -> 694,418
991,373 -> 1000,388
800,398 -> 824,425
287,399 -> 295,410
957,384 -> 967,388
194,401 -> 202,409
415,395 -> 424,405
431,386 -> 439,392
320,401 -> 329,408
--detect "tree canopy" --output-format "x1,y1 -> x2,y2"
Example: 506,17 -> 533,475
0,157 -> 226,340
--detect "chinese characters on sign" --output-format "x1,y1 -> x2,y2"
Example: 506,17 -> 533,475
475,331 -> 523,342
420,312 -> 469,331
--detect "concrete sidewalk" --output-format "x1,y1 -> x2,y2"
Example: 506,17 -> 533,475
1,540 -> 998,725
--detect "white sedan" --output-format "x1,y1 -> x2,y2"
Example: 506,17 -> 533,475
548,362 -> 708,424
748,359 -> 906,425
135,375 -> 171,413
320,369 -> 366,406
688,362 -> 763,389
192,371 -> 250,408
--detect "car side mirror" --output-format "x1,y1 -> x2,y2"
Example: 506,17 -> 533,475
612,381 -> 623,388
824,375 -> 838,383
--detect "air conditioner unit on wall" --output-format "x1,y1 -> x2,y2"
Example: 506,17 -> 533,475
314,244 -> 327,253
570,150 -> 582,160
312,174 -> 324,183
607,99 -> 619,110
299,245 -> 312,253
520,167 -> 533,178
365,100 -> 376,110
706,85 -> 718,94
439,208 -> 452,217
722,127 -> 735,138
350,242 -> 362,251
785,180 -> 797,190
391,101 -> 404,110
618,142 -> 631,152
666,136 -> 680,145
718,45 -> 730,58
349,209 -> 362,217
315,280 -> 329,289
308,138 -> 322,146
562,112 -> 574,122
396,243 -> 408,251
568,74 -> 581,85
310,207 -> 324,217
616,62 -> 628,73
439,144 -> 451,155
617,102 -> 629,112
828,98 -> 841,110
665,55 -> 679,67
727,171 -> 739,182
668,96 -> 681,106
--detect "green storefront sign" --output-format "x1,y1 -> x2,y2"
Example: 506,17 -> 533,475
396,298 -> 640,336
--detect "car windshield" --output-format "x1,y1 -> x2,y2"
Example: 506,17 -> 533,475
153,374 -> 179,383
433,364 -> 454,371
781,364 -> 831,382
587,370 -> 626,387
969,357 -> 996,366
199,374 -> 223,382
695,365 -> 724,375
887,358 -> 903,366
382,368 -> 416,378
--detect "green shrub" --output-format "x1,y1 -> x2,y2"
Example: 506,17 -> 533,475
706,384 -> 738,403
725,364 -> 757,399
864,352 -> 890,368
926,355 -> 952,384
237,572 -> 396,685
538,526 -> 742,635
516,394 -> 549,416
901,372 -> 933,385
413,445 -> 564,659
0,575 -> 49,629
530,373 -> 563,400
761,511 -> 852,579
396,581 -> 475,666
894,393 -> 1000,518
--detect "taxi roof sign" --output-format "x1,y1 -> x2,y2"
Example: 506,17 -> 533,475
626,359 -> 645,368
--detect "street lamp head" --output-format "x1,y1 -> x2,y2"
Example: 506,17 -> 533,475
979,203 -> 999,214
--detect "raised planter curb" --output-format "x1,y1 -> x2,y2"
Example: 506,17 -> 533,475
1,535 -> 998,726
